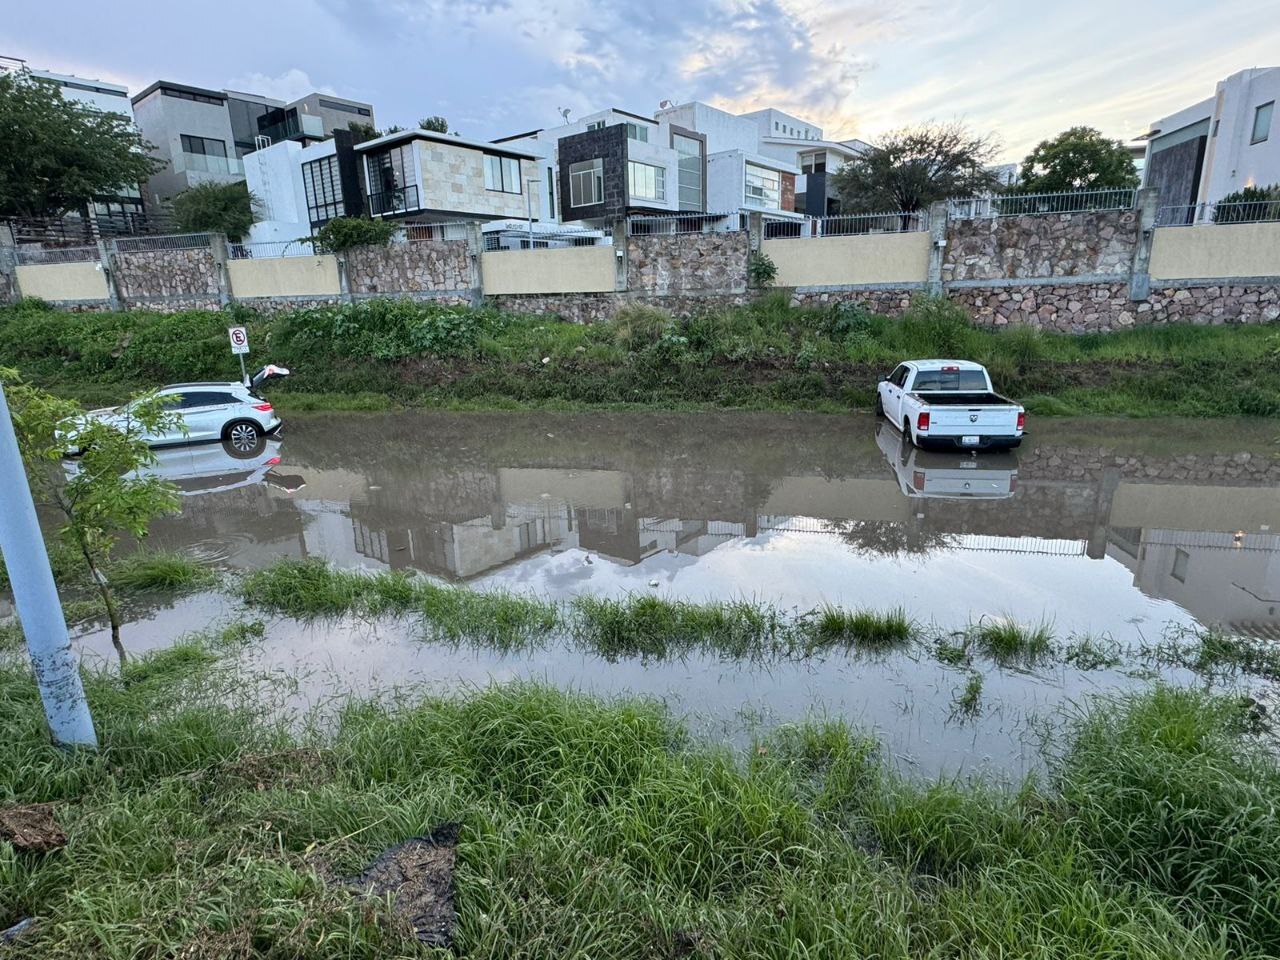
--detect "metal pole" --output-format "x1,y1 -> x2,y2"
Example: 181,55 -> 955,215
525,178 -> 541,249
0,384 -> 97,748
238,353 -> 248,387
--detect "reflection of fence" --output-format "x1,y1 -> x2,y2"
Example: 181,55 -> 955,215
15,244 -> 100,264
627,212 -> 746,235
950,189 -> 1135,219
1156,200 -> 1280,227
763,210 -> 928,238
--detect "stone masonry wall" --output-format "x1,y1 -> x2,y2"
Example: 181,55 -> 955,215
628,231 -> 749,295
490,292 -> 753,324
942,209 -> 1139,281
344,239 -> 471,295
112,248 -> 220,301
1017,443 -> 1280,485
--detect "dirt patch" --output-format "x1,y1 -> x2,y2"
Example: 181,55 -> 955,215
345,823 -> 459,947
217,749 -> 334,792
0,803 -> 66,853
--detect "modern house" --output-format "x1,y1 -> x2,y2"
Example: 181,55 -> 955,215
739,108 -> 872,216
131,80 -> 375,207
355,129 -> 541,223
242,130 -> 367,245
1141,66 -> 1279,221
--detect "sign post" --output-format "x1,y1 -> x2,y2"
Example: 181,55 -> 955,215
228,326 -> 250,385
0,382 -> 98,748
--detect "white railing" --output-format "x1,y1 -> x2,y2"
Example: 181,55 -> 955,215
173,151 -> 244,177
1156,199 -> 1280,227
111,233 -> 213,253
627,212 -> 747,235
949,188 -> 1136,219
15,244 -> 100,265
227,239 -> 314,259
482,227 -> 611,252
763,210 -> 929,238
402,221 -> 471,242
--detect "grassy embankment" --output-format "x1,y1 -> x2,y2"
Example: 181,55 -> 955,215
2,295 -> 1278,417
2,626 -> 1280,958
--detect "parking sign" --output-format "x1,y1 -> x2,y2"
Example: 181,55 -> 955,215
228,326 -> 249,355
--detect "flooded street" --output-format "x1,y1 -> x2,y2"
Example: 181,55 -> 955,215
71,411 -> 1280,777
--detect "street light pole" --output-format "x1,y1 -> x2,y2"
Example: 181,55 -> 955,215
0,383 -> 97,748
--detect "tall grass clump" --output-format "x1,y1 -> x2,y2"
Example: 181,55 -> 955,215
108,550 -> 217,591
1058,686 -> 1280,953
801,605 -> 913,652
569,593 -> 785,661
968,616 -> 1055,663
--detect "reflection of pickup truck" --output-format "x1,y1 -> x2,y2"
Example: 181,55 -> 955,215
875,422 -> 1018,499
876,359 -> 1025,450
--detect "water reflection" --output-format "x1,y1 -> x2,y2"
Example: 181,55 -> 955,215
137,412 -> 1280,641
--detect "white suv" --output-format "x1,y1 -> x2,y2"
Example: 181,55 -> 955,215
77,368 -> 287,455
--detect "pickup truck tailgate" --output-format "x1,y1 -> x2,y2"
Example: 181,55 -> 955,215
923,406 -> 1020,433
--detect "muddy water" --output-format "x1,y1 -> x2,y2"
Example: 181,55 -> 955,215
69,411 -> 1280,777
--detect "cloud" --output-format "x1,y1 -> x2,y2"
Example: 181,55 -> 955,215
227,68 -> 335,102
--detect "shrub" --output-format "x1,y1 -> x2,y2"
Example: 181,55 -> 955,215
609,304 -> 672,350
171,181 -> 256,240
747,250 -> 779,288
275,299 -> 506,362
307,216 -> 397,253
1212,184 -> 1280,223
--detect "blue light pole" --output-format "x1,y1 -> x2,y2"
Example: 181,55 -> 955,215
0,382 -> 97,748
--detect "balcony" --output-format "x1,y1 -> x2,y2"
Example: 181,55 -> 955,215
257,112 -> 325,145
368,183 -> 421,217
174,151 -> 244,177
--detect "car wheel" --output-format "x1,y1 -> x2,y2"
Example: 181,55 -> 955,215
874,394 -> 885,418
223,421 -> 263,458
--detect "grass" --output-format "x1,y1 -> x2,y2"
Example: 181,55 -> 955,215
0,637 -> 1271,958
952,671 -> 984,716
4,294 -> 1279,418
800,605 -> 914,652
968,616 -> 1056,664
107,550 -> 217,592
1146,626 -> 1280,682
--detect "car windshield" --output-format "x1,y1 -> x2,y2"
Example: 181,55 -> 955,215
912,369 -> 988,391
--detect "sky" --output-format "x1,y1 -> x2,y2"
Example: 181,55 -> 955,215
5,0 -> 1280,162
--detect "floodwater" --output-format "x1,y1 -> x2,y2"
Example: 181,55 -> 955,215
65,411 -> 1280,777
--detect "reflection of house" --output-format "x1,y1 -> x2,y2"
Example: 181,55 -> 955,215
1108,529 -> 1280,637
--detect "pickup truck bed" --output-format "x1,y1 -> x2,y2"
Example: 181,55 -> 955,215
909,392 -> 1007,406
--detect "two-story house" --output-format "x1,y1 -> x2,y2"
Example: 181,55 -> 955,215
738,108 -> 871,216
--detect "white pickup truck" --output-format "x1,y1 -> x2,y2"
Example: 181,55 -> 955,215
876,359 -> 1025,450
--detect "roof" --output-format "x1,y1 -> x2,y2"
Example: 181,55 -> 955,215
131,80 -> 227,105
907,360 -> 986,370
354,127 -> 538,159
761,136 -> 869,157
492,128 -> 543,143
161,382 -> 244,390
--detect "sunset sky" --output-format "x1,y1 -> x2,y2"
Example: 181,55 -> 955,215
6,0 -> 1279,162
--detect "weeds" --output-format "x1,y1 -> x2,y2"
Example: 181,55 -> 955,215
952,671 -> 984,717
800,606 -> 913,652
108,550 -> 217,592
968,616 -> 1056,664
1146,626 -> 1280,681
1064,632 -> 1124,670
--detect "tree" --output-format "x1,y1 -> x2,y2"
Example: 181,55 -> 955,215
347,120 -> 378,140
831,122 -> 1002,215
4,370 -> 181,665
1017,126 -> 1139,193
171,181 -> 257,240
419,116 -> 448,133
1213,184 -> 1280,223
0,71 -> 163,218
306,216 -> 397,253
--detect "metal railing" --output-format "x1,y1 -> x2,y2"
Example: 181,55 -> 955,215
627,211 -> 746,235
227,239 -> 314,259
112,233 -> 213,253
949,188 -> 1136,219
482,227 -> 611,252
173,151 -> 244,177
15,244 -> 101,265
5,210 -> 177,244
763,210 -> 929,238
368,184 -> 421,217
403,221 -> 471,242
1156,199 -> 1280,227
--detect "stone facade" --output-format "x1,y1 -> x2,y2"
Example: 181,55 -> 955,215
343,240 -> 471,295
788,287 -> 919,316
490,292 -> 753,324
112,248 -> 220,301
628,231 -> 749,295
942,209 -> 1139,281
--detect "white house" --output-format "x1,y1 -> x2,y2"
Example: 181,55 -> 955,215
1142,66 -> 1279,220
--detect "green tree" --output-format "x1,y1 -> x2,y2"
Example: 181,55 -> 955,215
306,216 -> 397,253
1213,184 -> 1280,223
419,116 -> 448,133
1017,126 -> 1140,193
347,120 -> 378,140
4,369 -> 181,664
171,181 -> 257,240
0,71 -> 163,218
831,122 -> 1001,215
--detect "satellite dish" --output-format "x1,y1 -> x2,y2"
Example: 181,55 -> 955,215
659,99 -> 674,109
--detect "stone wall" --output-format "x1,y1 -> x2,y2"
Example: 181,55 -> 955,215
787,287 -> 920,317
942,209 -> 1138,281
344,239 -> 471,295
1018,443 -> 1280,485
628,231 -> 749,295
112,248 -> 220,302
490,292 -> 752,324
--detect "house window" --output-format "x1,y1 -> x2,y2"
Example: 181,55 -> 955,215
569,158 -> 603,206
484,154 -> 522,193
364,142 -> 417,214
318,98 -> 372,117
625,122 -> 649,143
744,163 -> 781,208
585,120 -> 606,131
161,86 -> 222,106
1252,101 -> 1274,144
546,166 -> 555,212
800,152 -> 826,174
672,133 -> 704,211
303,154 -> 344,224
628,160 -> 665,201
180,134 -> 227,158
1171,548 -> 1190,583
